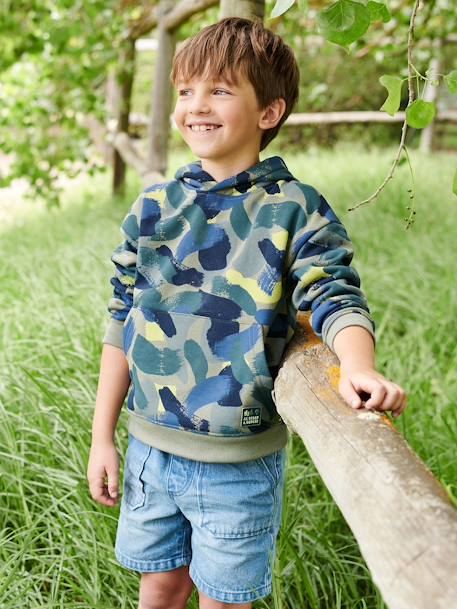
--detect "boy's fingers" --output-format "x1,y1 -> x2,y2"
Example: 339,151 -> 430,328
106,466 -> 120,498
108,479 -> 119,498
90,479 -> 120,506
89,475 -> 110,504
87,447 -> 121,506
341,375 -> 408,417
394,384 -> 408,410
370,383 -> 399,411
376,383 -> 407,413
91,475 -> 106,498
339,378 -> 363,408
341,373 -> 408,416
361,383 -> 386,409
392,392 -> 408,417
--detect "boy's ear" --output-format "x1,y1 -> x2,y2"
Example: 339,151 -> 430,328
258,98 -> 287,130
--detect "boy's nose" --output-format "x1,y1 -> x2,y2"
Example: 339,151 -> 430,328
189,94 -> 211,114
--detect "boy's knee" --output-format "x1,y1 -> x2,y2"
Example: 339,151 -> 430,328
138,588 -> 190,609
198,589 -> 252,609
138,567 -> 194,609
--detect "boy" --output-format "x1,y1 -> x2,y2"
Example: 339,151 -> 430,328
87,17 -> 407,609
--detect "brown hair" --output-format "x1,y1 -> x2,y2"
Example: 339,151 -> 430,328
170,17 -> 300,151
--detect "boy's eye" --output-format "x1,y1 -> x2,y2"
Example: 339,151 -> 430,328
178,88 -> 230,96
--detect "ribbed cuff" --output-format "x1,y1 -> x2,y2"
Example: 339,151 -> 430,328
322,309 -> 376,354
102,318 -> 124,349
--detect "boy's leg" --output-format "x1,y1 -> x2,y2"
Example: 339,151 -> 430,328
198,590 -> 251,608
138,565 -> 195,609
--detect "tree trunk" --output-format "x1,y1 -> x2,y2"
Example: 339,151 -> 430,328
219,0 -> 265,19
147,0 -> 176,177
106,69 -> 120,120
112,38 -> 136,196
419,38 -> 442,153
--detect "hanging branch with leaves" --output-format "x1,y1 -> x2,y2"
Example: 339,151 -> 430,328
270,0 -> 457,227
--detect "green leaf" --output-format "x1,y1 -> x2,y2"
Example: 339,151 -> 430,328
316,0 -> 370,47
379,75 -> 403,116
406,99 -> 436,129
367,1 -> 391,23
444,69 -> 457,94
453,168 -> 457,197
271,0 -> 296,18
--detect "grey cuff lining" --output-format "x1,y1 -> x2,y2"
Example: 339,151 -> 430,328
102,318 -> 124,349
322,310 -> 376,354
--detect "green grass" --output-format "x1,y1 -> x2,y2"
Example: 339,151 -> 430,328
1,144 -> 456,608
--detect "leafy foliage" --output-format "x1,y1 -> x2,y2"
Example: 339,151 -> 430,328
0,0 -> 128,205
444,69 -> 457,95
405,99 -> 436,129
379,75 -> 403,116
1,0 -> 456,205
271,0 -> 297,19
271,0 -> 457,201
316,0 -> 371,48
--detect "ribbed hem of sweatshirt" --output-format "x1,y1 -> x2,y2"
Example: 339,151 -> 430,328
322,308 -> 376,354
102,318 -> 124,349
128,414 -> 289,463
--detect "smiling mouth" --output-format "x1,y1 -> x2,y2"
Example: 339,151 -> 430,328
187,125 -> 222,132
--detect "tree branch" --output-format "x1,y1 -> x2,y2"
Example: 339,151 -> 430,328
348,0 -> 422,220
128,0 -> 218,40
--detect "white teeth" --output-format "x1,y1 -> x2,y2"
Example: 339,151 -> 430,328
189,125 -> 220,132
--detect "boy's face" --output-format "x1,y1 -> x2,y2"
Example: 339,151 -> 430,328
173,70 -> 274,182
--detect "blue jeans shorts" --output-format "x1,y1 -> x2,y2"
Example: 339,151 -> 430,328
115,433 -> 287,604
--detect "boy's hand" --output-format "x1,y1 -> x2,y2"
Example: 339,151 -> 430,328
87,440 -> 121,507
338,366 -> 408,419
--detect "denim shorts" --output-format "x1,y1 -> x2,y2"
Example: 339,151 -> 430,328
115,432 -> 287,604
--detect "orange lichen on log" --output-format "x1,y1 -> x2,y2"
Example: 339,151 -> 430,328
327,365 -> 341,391
380,414 -> 399,431
302,332 -> 322,349
296,311 -> 322,348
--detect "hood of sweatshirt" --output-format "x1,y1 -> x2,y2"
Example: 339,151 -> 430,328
174,155 -> 296,195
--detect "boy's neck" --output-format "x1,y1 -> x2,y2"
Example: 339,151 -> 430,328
200,153 -> 261,183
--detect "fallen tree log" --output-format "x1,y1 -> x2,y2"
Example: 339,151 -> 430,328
274,311 -> 457,609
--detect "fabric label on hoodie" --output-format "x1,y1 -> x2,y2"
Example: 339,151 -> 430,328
241,407 -> 262,427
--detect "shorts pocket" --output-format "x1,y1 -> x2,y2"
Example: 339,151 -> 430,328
199,457 -> 280,538
123,434 -> 151,510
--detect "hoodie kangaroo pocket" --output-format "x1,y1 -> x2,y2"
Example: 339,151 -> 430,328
123,306 -> 274,435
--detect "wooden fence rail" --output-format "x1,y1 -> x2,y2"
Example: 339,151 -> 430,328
274,312 -> 457,609
109,109 -> 457,136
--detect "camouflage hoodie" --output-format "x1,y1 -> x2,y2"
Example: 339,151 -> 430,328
103,156 -> 375,462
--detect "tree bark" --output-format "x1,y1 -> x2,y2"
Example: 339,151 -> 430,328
112,38 -> 136,196
114,132 -> 164,188
147,0 -> 176,177
129,0 -> 218,41
219,0 -> 265,19
419,38 -> 442,153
